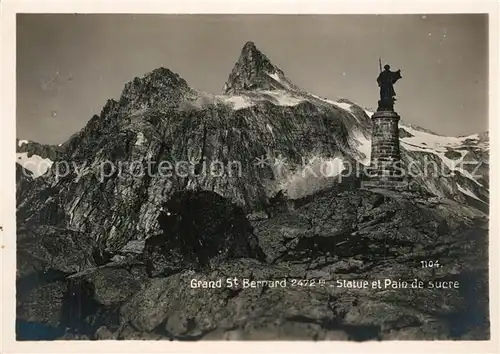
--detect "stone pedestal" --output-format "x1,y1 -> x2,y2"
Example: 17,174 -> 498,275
361,109 -> 408,190
369,110 -> 403,181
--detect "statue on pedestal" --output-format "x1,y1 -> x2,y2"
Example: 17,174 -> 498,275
377,64 -> 402,111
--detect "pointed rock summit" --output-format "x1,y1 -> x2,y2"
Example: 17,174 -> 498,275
119,67 -> 194,110
223,41 -> 299,94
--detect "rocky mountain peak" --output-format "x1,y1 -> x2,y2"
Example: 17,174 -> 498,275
241,40 -> 258,55
223,41 -> 298,94
119,67 -> 194,110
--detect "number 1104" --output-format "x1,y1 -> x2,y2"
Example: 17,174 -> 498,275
421,260 -> 440,268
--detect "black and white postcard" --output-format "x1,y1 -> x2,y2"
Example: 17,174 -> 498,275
1,1 -> 498,353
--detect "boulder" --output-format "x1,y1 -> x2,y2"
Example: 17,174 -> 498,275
143,190 -> 265,277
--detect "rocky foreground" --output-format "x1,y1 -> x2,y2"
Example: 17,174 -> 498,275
16,187 -> 489,340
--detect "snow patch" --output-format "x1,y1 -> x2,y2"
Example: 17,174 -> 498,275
364,110 -> 374,118
461,133 -> 479,140
350,129 -> 371,166
308,93 -> 335,105
219,95 -> 253,110
332,101 -> 353,111
18,140 -> 29,147
400,125 -> 487,152
400,126 -> 486,187
219,90 -> 305,110
268,72 -> 281,83
279,156 -> 346,199
308,93 -> 354,112
135,132 -> 146,146
262,90 -> 304,106
266,123 -> 274,136
457,183 -> 482,202
16,152 -> 53,178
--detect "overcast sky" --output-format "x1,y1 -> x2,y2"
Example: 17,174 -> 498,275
17,14 -> 488,144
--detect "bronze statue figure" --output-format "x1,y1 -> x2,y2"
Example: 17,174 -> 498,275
377,64 -> 402,111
